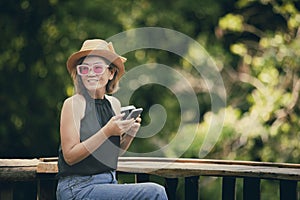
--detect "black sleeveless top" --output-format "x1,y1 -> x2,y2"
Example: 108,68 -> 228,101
57,95 -> 120,177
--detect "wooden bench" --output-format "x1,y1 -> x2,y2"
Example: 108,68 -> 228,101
1,157 -> 299,199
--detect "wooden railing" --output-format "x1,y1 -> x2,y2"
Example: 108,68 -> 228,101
0,157 -> 299,199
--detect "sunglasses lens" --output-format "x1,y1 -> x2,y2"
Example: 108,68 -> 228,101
93,64 -> 105,74
78,65 -> 89,75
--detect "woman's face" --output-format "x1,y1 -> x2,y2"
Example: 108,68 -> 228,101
79,56 -> 114,94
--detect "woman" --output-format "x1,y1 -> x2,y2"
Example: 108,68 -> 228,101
56,39 -> 168,200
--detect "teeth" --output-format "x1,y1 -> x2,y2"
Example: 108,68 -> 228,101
88,79 -> 98,82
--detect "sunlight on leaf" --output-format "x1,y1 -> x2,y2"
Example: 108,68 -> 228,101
230,43 -> 247,55
218,14 -> 244,32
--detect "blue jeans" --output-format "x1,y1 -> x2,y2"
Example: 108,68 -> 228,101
56,171 -> 168,200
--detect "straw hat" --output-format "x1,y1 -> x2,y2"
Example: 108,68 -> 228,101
66,39 -> 126,79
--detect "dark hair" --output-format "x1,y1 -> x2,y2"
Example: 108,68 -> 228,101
70,55 -> 120,97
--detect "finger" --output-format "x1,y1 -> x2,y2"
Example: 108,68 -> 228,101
131,123 -> 140,130
122,118 -> 135,124
126,120 -> 135,128
126,124 -> 140,137
114,113 -> 125,120
135,116 -> 142,123
116,119 -> 134,130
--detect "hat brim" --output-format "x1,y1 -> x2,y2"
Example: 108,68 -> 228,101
67,50 -> 125,79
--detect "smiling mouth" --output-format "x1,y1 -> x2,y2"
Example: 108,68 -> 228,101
87,79 -> 99,83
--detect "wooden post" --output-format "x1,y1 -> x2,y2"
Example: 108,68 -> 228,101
222,177 -> 236,200
243,177 -> 260,200
185,176 -> 199,200
165,178 -> 178,200
280,180 -> 298,200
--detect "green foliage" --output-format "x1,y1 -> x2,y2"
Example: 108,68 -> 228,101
213,0 -> 300,163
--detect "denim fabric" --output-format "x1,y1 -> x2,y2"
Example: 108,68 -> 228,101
56,171 -> 168,200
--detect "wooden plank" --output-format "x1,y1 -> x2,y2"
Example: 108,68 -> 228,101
39,156 -> 300,168
243,177 -> 260,200
0,159 -> 38,181
0,159 -> 39,167
36,162 -> 58,173
34,157 -> 300,180
117,160 -> 300,180
222,177 -> 236,200
165,178 -> 178,200
185,176 -> 199,200
279,180 -> 298,200
118,157 -> 300,169
0,166 -> 37,181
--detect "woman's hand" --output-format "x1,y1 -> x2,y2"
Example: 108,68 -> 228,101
119,116 -> 142,154
125,116 -> 141,137
102,114 -> 135,137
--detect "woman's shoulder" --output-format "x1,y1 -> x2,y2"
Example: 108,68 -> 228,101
105,95 -> 120,103
62,94 -> 86,118
105,95 -> 121,114
63,94 -> 86,109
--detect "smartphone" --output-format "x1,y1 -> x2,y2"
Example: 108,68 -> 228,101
121,105 -> 135,119
124,108 -> 143,120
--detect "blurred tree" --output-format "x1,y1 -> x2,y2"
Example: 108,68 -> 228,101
179,0 -> 300,164
1,0 -> 300,199
0,0 -> 60,157
0,0 -> 299,165
212,0 -> 300,163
